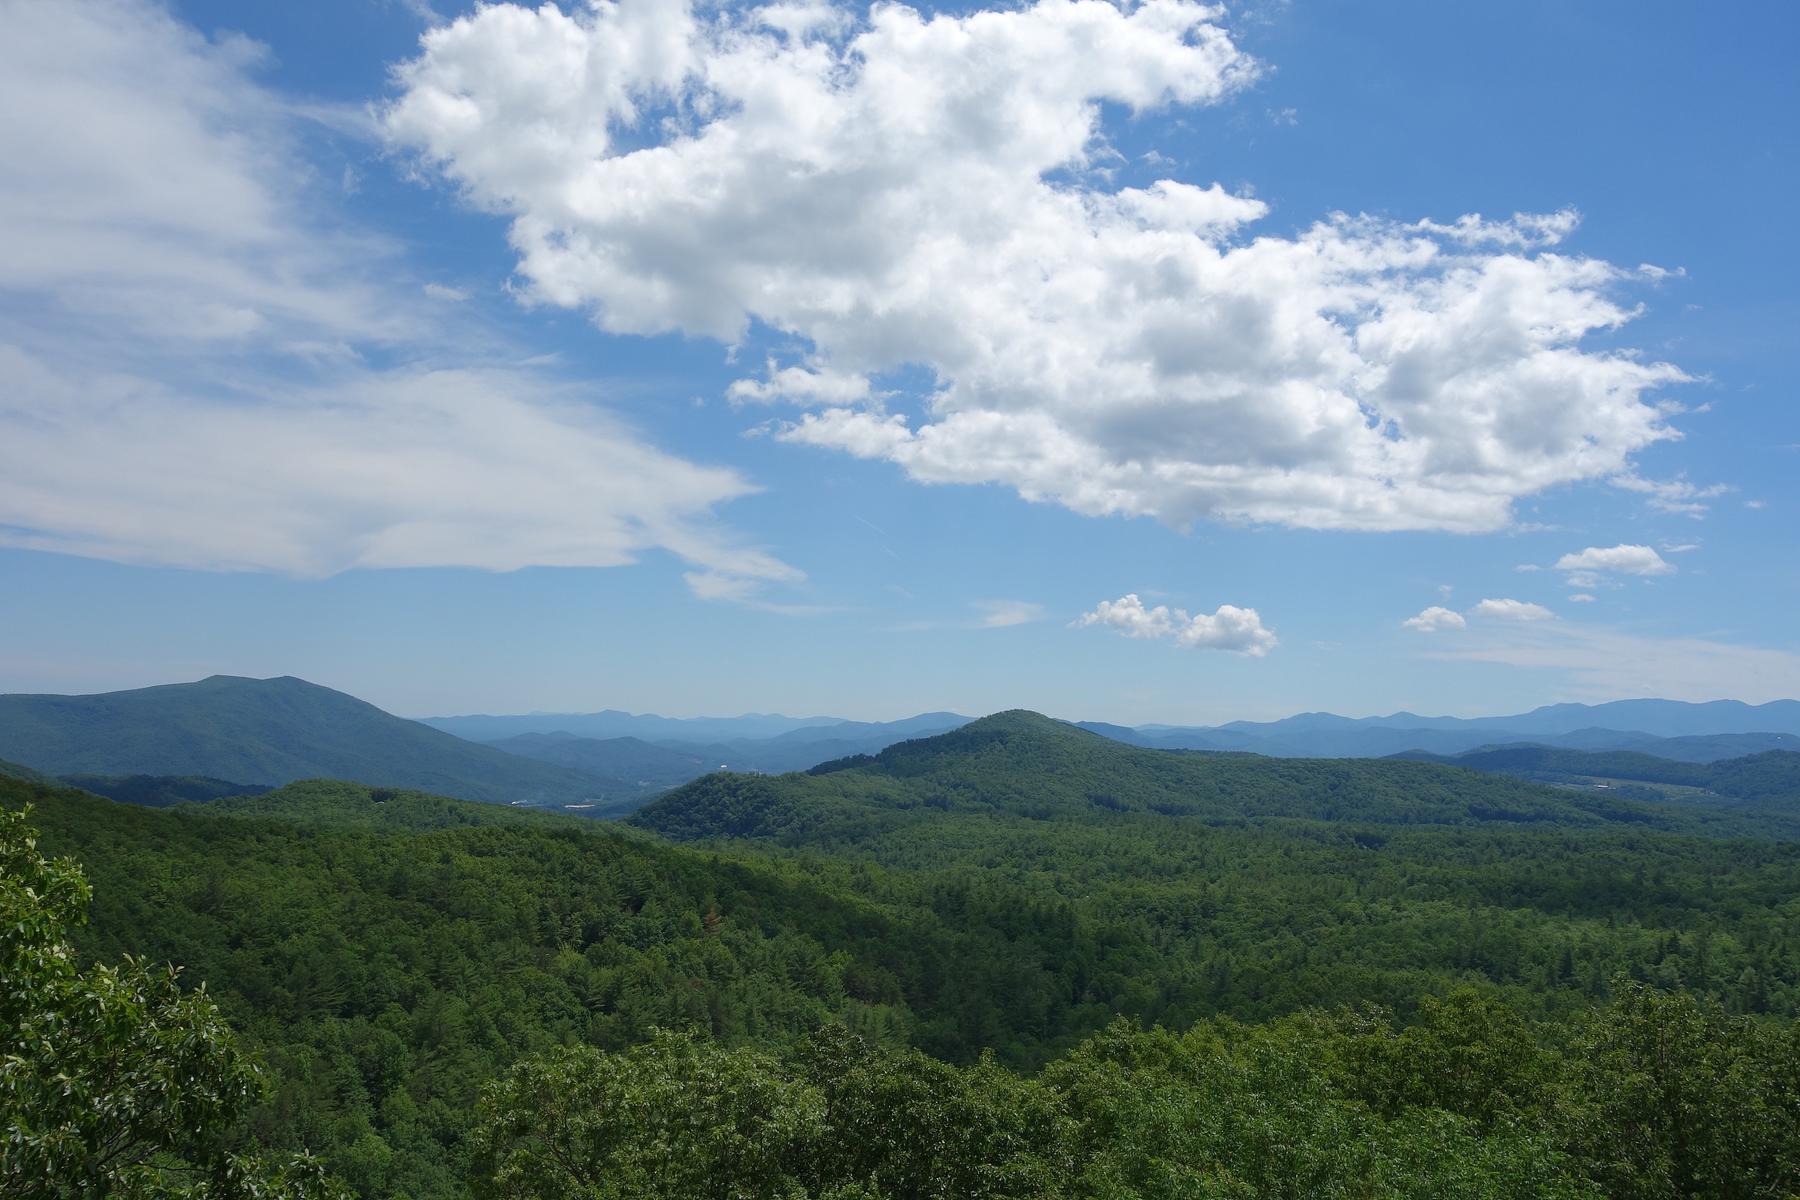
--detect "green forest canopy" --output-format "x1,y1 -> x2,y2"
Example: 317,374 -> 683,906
7,712 -> 1800,1197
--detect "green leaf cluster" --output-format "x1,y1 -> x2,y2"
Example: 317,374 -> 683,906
1,806 -> 336,1199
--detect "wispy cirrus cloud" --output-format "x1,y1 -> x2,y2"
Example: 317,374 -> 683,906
0,0 -> 794,591
1610,472 -> 1729,518
1424,621 -> 1800,705
974,600 -> 1047,628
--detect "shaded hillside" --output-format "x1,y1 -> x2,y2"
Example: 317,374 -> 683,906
0,675 -> 626,808
60,773 -> 269,808
0,756 -> 56,785
1396,746 -> 1800,805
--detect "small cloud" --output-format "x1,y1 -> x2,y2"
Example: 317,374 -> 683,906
1514,563 -> 1542,572
728,360 -> 871,406
1269,106 -> 1298,126
684,570 -> 762,603
684,570 -> 837,616
1554,544 -> 1675,578
387,0 -> 443,26
973,599 -> 1045,628
1402,606 -> 1467,633
1568,593 -> 1596,603
1660,542 -> 1700,554
423,282 -> 470,302
1746,499 -> 1768,509
1075,593 -> 1276,656
1471,598 -> 1556,622
1610,472 -> 1728,518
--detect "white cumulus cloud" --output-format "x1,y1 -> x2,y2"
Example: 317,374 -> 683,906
1554,544 -> 1675,577
1402,606 -> 1467,633
1076,593 -> 1276,656
1471,598 -> 1556,622
387,0 -> 1689,535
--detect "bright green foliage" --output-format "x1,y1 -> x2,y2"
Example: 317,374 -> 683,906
1558,985 -> 1800,1197
475,1002 -> 1800,1200
21,779 -> 920,1197
473,1028 -> 1074,1200
0,806 -> 337,1199
471,1032 -> 825,1200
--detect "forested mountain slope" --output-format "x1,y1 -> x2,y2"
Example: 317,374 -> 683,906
13,745 -> 1800,1197
14,773 -> 924,1197
0,674 -> 627,808
634,710 -> 1690,844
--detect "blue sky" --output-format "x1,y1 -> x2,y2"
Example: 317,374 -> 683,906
0,0 -> 1795,723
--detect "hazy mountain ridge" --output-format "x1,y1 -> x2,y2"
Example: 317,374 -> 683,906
6,678 -> 1798,818
1082,700 -> 1800,760
1392,745 -> 1800,806
0,675 -> 626,808
479,713 -> 975,784
633,710 -> 1688,844
419,708 -> 866,744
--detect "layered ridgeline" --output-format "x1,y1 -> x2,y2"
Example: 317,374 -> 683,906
633,710 -> 1713,843
12,715 -> 1800,1197
0,675 -> 632,809
458,713 -> 975,778
1080,698 -> 1800,760
429,695 -> 1800,766
1393,744 -> 1800,806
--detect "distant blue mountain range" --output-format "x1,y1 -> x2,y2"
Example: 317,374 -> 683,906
1093,699 -> 1800,760
4,679 -> 1796,816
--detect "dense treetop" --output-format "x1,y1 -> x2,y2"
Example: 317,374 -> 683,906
9,713 -> 1800,1197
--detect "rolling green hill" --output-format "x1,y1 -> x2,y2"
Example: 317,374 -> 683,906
633,710 -> 1676,844
0,674 -> 627,808
12,729 -> 1800,1197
